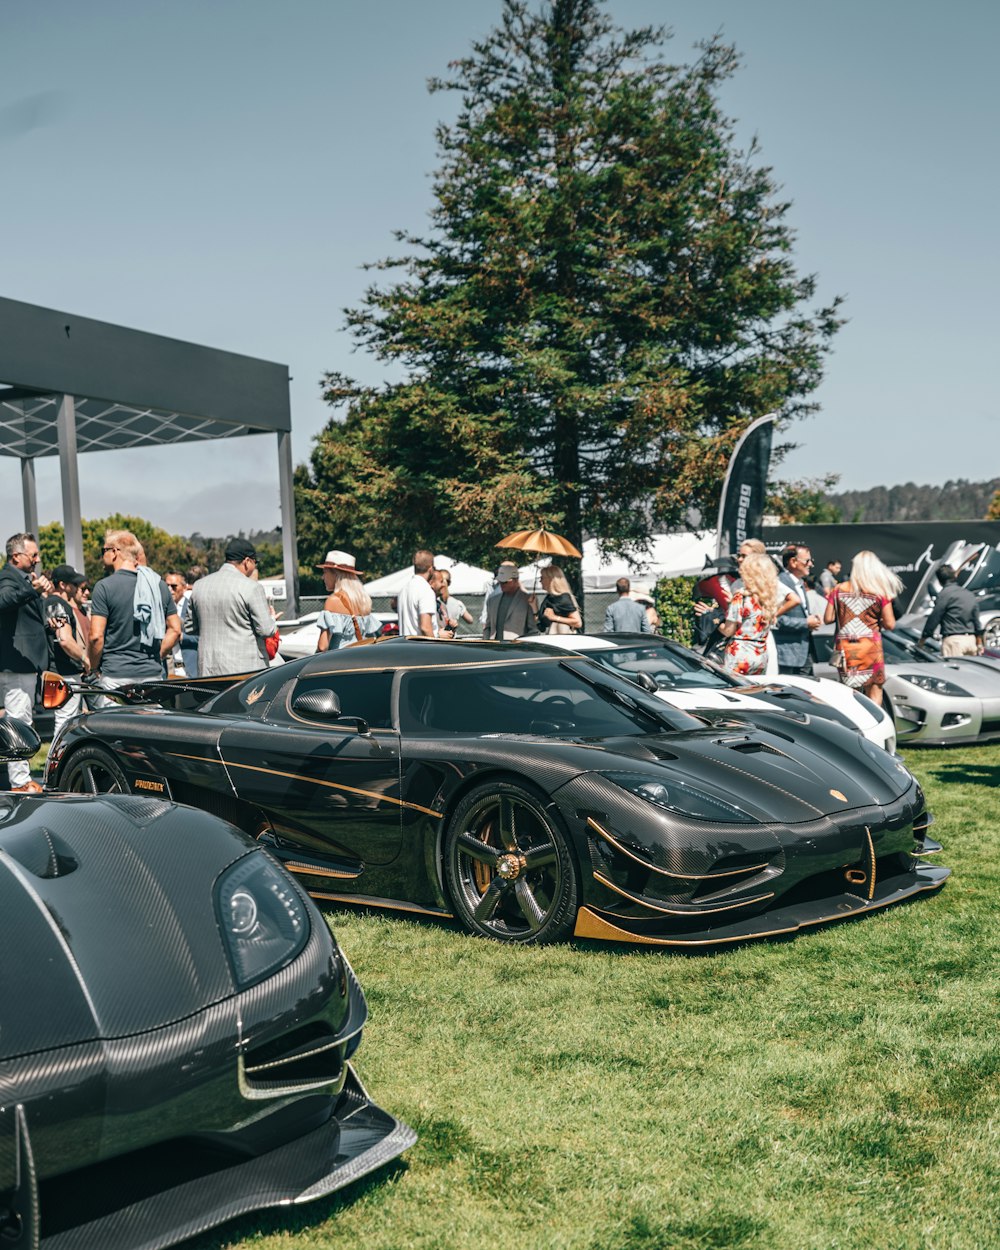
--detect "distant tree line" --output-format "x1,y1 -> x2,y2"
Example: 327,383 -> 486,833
38,517 -> 287,584
823,479 -> 1000,524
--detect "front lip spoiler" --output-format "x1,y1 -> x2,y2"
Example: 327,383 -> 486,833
573,862 -> 950,947
37,1065 -> 416,1250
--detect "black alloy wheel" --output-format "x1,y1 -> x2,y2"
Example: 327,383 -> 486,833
444,780 -> 579,944
59,745 -> 130,795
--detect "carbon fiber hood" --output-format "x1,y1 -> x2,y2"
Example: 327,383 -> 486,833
589,722 -> 912,823
0,795 -> 256,1059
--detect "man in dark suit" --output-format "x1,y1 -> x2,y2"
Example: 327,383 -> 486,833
773,544 -> 822,676
0,533 -> 53,791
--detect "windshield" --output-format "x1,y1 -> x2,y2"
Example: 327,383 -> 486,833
591,640 -> 737,691
882,631 -> 933,665
398,659 -> 700,737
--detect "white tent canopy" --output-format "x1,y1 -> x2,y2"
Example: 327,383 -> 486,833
363,554 -> 494,598
517,533 -> 715,593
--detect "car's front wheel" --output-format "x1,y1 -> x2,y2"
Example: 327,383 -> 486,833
983,616 -> 1000,650
444,780 -> 579,944
59,745 -> 129,795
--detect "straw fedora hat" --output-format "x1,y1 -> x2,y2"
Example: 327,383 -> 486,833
314,550 -> 364,575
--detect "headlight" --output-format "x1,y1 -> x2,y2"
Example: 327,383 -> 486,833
898,673 -> 970,697
602,772 -> 755,823
214,854 -> 310,989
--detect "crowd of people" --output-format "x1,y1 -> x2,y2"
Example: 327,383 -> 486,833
0,529 -> 986,789
694,541 -> 985,707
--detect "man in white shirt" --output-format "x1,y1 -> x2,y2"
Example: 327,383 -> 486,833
398,549 -> 439,638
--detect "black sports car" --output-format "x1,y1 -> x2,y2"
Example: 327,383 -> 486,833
0,715 -> 414,1250
43,640 -> 948,949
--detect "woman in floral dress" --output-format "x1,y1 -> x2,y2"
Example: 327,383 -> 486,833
718,552 -> 786,676
824,550 -> 902,705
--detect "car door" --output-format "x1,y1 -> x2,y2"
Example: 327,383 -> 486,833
218,668 -> 403,866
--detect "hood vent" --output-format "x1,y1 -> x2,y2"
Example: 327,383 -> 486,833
0,827 -> 78,878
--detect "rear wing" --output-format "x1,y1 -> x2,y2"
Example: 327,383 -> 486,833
41,670 -> 254,712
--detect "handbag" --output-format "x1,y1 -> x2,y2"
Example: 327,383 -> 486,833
830,644 -> 847,673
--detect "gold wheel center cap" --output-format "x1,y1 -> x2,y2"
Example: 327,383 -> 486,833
496,853 -> 522,881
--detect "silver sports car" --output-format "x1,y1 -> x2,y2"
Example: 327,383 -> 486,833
813,631 -> 1000,746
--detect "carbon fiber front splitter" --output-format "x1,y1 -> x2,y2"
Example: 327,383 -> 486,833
573,862 -> 951,948
38,1066 -> 415,1250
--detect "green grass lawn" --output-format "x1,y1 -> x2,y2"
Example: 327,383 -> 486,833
187,744 -> 1000,1250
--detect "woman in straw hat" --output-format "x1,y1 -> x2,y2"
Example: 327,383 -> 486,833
314,551 -> 379,650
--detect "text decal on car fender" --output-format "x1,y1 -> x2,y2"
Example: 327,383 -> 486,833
134,775 -> 170,796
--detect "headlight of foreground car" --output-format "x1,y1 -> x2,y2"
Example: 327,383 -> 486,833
898,673 -> 970,697
215,854 -> 311,989
602,772 -> 755,823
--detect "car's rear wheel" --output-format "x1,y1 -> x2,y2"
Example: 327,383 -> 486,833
984,616 -> 1000,650
444,780 -> 578,944
60,745 -> 129,795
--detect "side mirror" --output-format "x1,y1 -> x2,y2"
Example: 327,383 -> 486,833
632,672 -> 659,694
0,716 -> 42,762
42,671 -> 72,709
291,688 -> 370,735
292,689 -> 342,718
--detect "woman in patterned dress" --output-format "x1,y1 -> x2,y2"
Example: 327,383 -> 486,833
718,553 -> 787,676
824,550 -> 902,705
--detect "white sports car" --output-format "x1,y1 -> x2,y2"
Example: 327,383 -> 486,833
528,633 -> 896,752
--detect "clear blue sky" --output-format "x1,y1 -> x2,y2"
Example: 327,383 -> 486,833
2,0 -> 997,537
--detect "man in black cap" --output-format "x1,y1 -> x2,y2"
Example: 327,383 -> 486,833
190,538 -> 277,676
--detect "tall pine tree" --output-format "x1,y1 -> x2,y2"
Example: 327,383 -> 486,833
298,0 -> 842,572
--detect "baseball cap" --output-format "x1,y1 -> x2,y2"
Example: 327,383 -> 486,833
225,538 -> 258,562
51,564 -> 86,585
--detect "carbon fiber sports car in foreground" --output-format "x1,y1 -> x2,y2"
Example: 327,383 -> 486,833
43,640 -> 948,949
0,716 -> 414,1250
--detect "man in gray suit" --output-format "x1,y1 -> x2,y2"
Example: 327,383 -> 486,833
773,544 -> 822,675
191,539 -> 277,676
604,578 -> 652,633
483,566 -> 539,639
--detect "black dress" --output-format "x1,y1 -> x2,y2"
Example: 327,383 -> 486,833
537,592 -> 579,633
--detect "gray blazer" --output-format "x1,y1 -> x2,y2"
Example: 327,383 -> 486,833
604,597 -> 651,634
484,589 -> 539,640
190,564 -> 277,676
772,570 -> 812,669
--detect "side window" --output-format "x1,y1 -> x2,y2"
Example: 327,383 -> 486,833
209,666 -> 293,717
284,671 -> 395,730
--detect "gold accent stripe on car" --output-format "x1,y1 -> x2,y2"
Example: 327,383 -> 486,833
307,655 -> 558,677
572,875 -> 947,945
306,892 -> 454,919
593,870 -> 774,915
163,752 -> 444,818
586,818 -> 768,881
283,862 -> 362,879
864,825 -> 876,900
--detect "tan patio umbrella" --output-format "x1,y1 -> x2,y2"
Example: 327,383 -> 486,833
495,528 -> 582,559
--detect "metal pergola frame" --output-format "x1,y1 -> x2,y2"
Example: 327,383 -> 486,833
0,296 -> 298,611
